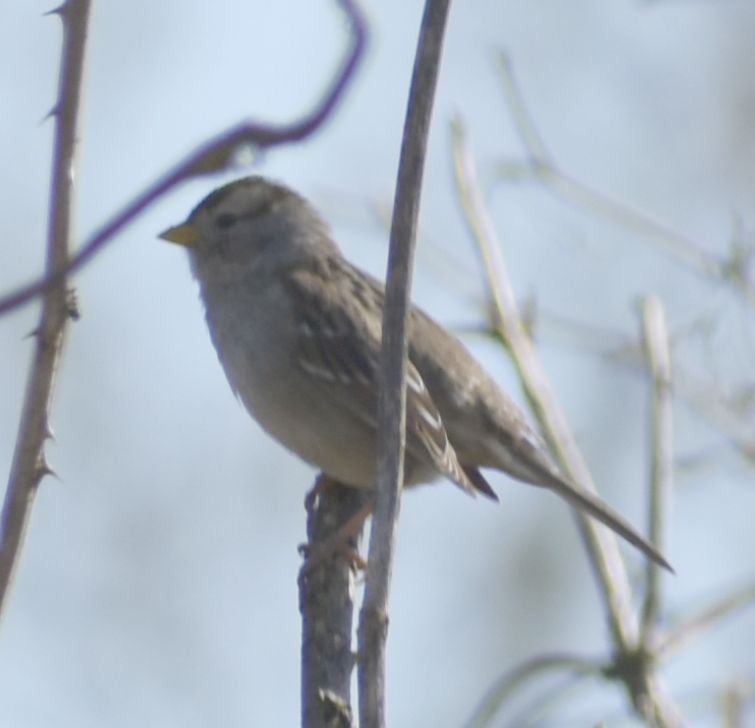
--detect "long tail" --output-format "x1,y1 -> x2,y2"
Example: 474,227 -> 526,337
463,464 -> 673,571
547,476 -> 673,572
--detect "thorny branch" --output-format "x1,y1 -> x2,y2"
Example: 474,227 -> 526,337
0,0 -> 366,318
0,0 -> 367,620
0,0 -> 92,618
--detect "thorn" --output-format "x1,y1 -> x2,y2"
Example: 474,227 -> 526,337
24,326 -> 41,340
43,3 -> 68,19
37,459 -> 59,483
40,104 -> 62,125
44,423 -> 57,443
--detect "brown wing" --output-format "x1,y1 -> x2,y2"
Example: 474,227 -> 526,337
281,258 -> 477,496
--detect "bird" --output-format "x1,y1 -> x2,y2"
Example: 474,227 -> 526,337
159,175 -> 671,570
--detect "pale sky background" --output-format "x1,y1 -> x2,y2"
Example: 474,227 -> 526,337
1,1 -> 755,726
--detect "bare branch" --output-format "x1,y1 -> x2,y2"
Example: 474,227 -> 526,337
450,116 -> 638,649
671,366 -> 755,466
657,582 -> 755,659
536,310 -> 755,467
357,1 -> 451,726
300,478 -> 368,728
720,678 -> 752,728
639,295 -> 674,645
466,653 -> 600,728
450,117 -> 685,727
494,53 -> 755,308
0,0 -> 367,318
0,0 -> 92,619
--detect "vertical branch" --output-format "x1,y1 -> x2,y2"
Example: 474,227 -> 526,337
0,0 -> 92,617
450,117 -> 637,650
357,1 -> 451,726
300,478 -> 367,728
450,118 -> 685,727
639,295 -> 674,644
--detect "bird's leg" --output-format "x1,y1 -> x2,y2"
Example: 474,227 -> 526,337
299,475 -> 372,573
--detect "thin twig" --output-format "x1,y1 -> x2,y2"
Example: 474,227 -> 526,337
670,365 -> 755,466
450,117 -> 685,727
0,0 -> 367,318
657,582 -> 755,659
639,295 -> 674,645
495,53 -> 755,308
299,477 -> 368,728
450,116 -> 638,650
466,653 -> 600,728
536,310 -> 755,467
720,678 -> 751,728
0,0 -> 91,619
356,2 -> 451,726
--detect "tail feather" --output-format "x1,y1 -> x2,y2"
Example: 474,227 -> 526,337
463,467 -> 499,501
547,476 -> 673,572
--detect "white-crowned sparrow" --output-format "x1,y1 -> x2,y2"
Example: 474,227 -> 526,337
159,175 -> 670,570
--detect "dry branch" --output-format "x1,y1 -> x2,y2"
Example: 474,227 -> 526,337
357,1 -> 451,726
0,0 -> 92,618
0,0 -> 366,318
450,117 -> 684,727
300,478 -> 368,728
494,53 -> 755,308
639,295 -> 674,645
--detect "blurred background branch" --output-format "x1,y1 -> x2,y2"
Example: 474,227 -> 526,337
451,117 -> 641,648
494,53 -> 755,308
451,116 -> 684,727
639,294 -> 674,647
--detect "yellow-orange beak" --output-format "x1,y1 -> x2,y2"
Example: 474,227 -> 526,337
158,222 -> 200,248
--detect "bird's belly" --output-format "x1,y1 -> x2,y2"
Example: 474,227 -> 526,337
210,315 -> 438,489
219,341 -> 377,487
251,386 -> 378,487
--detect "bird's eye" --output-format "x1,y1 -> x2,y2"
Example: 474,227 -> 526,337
215,213 -> 238,229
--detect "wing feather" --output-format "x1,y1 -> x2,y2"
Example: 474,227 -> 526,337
281,258 -> 477,495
